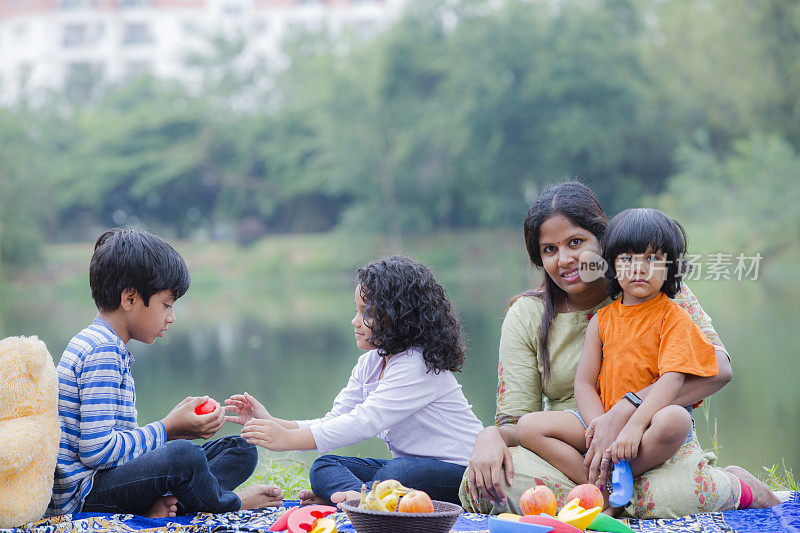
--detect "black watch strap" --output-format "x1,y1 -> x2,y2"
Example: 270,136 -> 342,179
624,392 -> 642,408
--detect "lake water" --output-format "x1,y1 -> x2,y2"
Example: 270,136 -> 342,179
2,258 -> 797,482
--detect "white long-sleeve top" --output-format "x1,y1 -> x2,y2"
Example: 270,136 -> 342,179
297,348 -> 484,466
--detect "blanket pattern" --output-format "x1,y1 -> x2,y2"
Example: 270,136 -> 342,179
4,492 -> 797,533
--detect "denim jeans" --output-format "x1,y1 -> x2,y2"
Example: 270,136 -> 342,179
82,436 -> 257,515
309,455 -> 466,504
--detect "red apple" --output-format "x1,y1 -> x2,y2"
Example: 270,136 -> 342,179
398,490 -> 434,513
566,483 -> 603,510
519,485 -> 557,516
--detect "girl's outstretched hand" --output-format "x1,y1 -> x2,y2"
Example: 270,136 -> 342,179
225,392 -> 270,425
241,418 -> 290,451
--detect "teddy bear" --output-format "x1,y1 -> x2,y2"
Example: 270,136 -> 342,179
0,335 -> 60,528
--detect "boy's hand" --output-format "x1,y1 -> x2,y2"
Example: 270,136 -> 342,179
162,396 -> 226,440
610,423 -> 644,463
225,392 -> 271,425
241,419 -> 291,451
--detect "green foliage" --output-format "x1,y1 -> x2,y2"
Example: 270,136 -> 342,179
762,461 -> 798,492
2,0 -> 799,267
0,106 -> 53,268
240,452 -> 310,499
657,132 -> 800,257
644,0 -> 800,149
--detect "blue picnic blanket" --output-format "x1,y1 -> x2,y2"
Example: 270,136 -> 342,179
4,493 -> 798,532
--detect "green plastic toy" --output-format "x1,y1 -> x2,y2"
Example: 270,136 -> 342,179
586,513 -> 634,533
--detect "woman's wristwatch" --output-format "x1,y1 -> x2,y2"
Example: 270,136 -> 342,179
623,392 -> 642,408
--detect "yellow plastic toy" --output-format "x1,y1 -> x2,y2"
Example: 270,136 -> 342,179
497,513 -> 523,521
556,499 -> 602,530
309,518 -> 337,533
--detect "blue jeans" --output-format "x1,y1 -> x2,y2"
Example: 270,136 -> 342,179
82,436 -> 258,515
309,455 -> 466,504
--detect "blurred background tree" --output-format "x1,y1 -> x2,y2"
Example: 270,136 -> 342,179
1,0 -> 798,268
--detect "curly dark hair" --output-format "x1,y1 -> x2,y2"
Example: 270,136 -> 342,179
356,255 -> 466,373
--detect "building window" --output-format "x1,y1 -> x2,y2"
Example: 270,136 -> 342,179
63,23 -> 89,47
58,0 -> 97,9
62,22 -> 103,47
125,60 -> 151,78
119,0 -> 152,7
64,61 -> 104,102
122,23 -> 153,45
222,3 -> 244,16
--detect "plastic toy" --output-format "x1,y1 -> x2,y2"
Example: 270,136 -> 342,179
309,518 -> 337,533
586,513 -> 634,533
497,513 -> 523,521
286,505 -> 337,533
268,507 -> 299,531
488,515 -> 554,533
608,460 -> 633,507
194,398 -> 218,415
556,499 -> 602,530
519,514 -> 583,533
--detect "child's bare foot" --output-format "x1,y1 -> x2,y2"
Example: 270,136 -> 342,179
298,489 -> 329,505
330,490 -> 362,509
237,484 -> 284,509
146,495 -> 178,518
724,465 -> 781,508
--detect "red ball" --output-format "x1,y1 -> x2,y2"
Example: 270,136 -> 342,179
195,399 -> 217,415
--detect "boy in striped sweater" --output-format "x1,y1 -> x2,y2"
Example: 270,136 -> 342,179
47,229 -> 282,518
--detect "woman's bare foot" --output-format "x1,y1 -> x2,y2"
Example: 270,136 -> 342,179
236,484 -> 284,509
331,490 -> 362,509
298,489 -> 329,505
146,495 -> 178,518
724,465 -> 781,508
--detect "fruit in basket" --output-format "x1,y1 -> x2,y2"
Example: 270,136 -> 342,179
397,490 -> 434,513
519,485 -> 557,516
374,479 -> 406,498
358,480 -> 412,511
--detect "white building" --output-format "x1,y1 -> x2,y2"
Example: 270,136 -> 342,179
0,0 -> 406,104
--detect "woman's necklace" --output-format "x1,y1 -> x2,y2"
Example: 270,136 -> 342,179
565,297 -> 572,313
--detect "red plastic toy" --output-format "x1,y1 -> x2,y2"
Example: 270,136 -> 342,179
268,507 -> 299,531
519,514 -> 583,533
286,505 -> 337,533
195,399 -> 218,415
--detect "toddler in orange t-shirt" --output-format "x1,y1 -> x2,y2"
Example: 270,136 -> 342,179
517,208 -> 718,507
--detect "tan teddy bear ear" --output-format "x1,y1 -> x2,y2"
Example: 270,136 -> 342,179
18,336 -> 48,378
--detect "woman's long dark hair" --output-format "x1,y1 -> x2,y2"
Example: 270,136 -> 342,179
513,181 -> 607,383
357,255 -> 466,373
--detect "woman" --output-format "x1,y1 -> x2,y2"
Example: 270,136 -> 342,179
459,181 -> 778,518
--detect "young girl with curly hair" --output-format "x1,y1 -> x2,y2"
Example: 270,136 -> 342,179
226,256 -> 483,506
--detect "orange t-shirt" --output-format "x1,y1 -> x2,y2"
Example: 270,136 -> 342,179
595,292 -> 718,412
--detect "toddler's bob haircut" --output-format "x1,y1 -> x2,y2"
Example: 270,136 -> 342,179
89,228 -> 190,311
602,208 -> 689,299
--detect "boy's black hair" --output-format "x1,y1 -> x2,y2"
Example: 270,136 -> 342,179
602,208 -> 688,299
89,228 -> 190,311
357,255 -> 466,373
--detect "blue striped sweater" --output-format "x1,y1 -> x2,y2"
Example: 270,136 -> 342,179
47,317 -> 166,516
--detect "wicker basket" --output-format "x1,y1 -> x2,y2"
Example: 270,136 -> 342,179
340,498 -> 463,533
